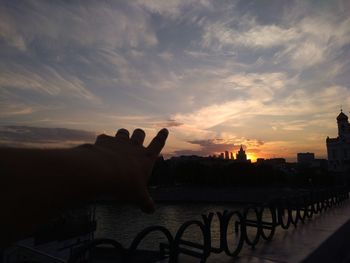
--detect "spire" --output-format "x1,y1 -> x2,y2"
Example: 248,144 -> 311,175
337,110 -> 348,121
236,144 -> 247,162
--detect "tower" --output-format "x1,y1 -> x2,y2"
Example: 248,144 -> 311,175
337,110 -> 350,138
326,110 -> 350,178
236,145 -> 247,162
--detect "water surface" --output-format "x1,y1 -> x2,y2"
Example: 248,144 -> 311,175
94,203 -> 243,250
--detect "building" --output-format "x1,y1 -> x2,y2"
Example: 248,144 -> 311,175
297,152 -> 315,165
236,145 -> 248,162
263,158 -> 286,167
230,152 -> 234,160
297,152 -> 328,170
256,158 -> 265,164
224,150 -> 229,160
326,110 -> 350,175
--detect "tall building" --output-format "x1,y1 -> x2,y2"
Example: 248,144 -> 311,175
326,110 -> 350,174
230,152 -> 234,160
224,150 -> 229,160
236,145 -> 247,162
297,152 -> 315,164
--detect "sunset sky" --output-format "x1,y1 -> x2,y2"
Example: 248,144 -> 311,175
1,0 -> 350,161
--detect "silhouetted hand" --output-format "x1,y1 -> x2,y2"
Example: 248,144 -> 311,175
0,128 -> 168,245
93,128 -> 169,213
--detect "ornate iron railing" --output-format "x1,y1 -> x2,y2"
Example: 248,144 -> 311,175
69,187 -> 349,263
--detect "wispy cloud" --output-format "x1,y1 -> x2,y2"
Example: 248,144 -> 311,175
0,1 -> 158,51
0,65 -> 100,103
202,19 -> 299,49
155,119 -> 183,128
201,4 -> 350,71
0,125 -> 96,148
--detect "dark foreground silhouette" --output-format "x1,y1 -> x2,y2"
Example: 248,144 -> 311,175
0,128 -> 168,248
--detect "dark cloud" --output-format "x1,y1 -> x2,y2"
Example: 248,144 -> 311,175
172,138 -> 265,157
172,139 -> 240,156
246,139 -> 265,146
189,139 -> 235,147
0,125 -> 96,147
171,149 -> 209,156
156,119 -> 183,128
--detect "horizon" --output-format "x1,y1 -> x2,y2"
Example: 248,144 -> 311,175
0,121 -> 338,162
1,1 -> 350,161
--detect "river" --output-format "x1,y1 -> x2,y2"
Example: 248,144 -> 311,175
94,202 -> 245,250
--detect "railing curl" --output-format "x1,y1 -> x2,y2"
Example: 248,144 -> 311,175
68,187 -> 349,263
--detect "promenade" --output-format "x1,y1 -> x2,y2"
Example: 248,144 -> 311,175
179,199 -> 350,263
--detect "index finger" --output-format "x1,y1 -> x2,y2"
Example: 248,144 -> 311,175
146,128 -> 168,157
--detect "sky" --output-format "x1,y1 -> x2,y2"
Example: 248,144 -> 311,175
1,0 -> 350,161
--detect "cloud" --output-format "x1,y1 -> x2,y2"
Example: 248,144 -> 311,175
0,125 -> 96,148
0,65 -> 100,103
223,72 -> 292,102
136,0 -> 190,16
0,105 -> 34,117
172,85 -> 350,131
1,0 -> 349,161
158,51 -> 174,61
274,16 -> 350,69
202,20 -> 299,49
0,12 -> 26,51
167,84 -> 350,159
0,1 -> 158,51
271,120 -> 308,131
155,119 -> 183,128
201,6 -> 350,70
171,137 -> 265,157
172,138 -> 237,156
135,0 -> 212,17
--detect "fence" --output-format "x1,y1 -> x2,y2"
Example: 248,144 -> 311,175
69,187 -> 349,263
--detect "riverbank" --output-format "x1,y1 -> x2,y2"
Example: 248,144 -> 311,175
149,186 -> 305,204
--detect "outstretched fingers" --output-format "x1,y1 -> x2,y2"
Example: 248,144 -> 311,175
115,128 -> 130,141
131,128 -> 146,146
146,128 -> 168,158
95,133 -> 111,145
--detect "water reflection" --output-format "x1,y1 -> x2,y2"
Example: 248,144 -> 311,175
94,203 -> 240,249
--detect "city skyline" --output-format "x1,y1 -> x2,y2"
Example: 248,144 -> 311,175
1,1 -> 350,161
0,114 -> 342,162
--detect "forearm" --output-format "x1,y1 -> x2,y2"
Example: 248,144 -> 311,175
0,146 -> 108,246
0,127 -> 169,247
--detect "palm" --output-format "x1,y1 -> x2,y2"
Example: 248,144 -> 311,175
94,128 -> 168,213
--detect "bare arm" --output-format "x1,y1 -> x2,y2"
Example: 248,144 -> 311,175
0,128 -> 168,247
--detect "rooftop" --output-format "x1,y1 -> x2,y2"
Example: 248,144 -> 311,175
337,110 -> 348,121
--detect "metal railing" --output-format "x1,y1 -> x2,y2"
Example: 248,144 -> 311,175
69,187 -> 349,263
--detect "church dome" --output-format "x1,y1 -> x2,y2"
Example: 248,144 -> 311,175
337,111 -> 348,121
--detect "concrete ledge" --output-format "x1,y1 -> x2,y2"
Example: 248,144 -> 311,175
302,219 -> 350,263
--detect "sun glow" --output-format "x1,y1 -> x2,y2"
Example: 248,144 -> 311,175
246,153 -> 257,162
